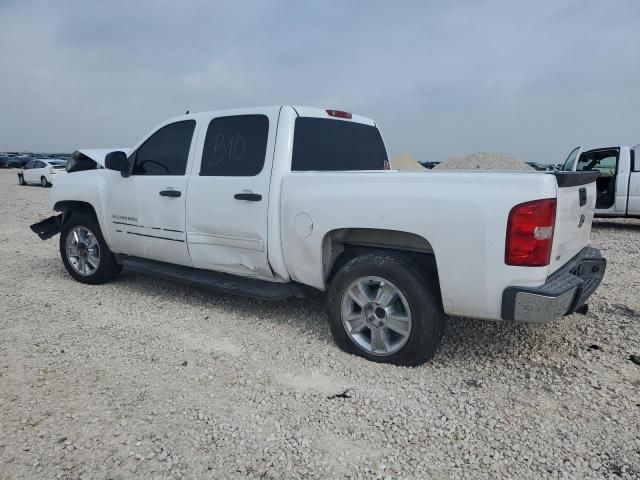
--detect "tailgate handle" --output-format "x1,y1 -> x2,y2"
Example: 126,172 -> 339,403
579,188 -> 587,206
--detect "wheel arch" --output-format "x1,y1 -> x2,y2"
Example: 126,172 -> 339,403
54,200 -> 99,225
321,228 -> 441,298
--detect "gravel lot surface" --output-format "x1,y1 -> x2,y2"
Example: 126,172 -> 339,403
0,168 -> 639,479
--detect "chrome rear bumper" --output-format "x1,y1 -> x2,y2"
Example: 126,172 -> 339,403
501,247 -> 606,322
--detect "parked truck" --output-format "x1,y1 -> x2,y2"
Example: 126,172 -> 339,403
562,145 -> 640,217
31,106 -> 606,365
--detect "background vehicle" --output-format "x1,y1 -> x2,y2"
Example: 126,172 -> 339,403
31,106 -> 606,366
562,145 -> 640,217
526,161 -> 554,171
19,159 -> 67,187
8,157 -> 31,168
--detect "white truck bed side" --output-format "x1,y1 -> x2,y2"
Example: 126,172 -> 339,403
280,170 -> 559,320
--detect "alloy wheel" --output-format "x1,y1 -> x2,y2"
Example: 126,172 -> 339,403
340,276 -> 412,356
65,226 -> 100,276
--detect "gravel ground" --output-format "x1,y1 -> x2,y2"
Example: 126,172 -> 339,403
0,168 -> 639,479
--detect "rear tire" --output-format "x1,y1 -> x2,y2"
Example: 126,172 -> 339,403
41,176 -> 50,187
327,252 -> 446,366
60,213 -> 121,285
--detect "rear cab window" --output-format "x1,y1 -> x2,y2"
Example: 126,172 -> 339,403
292,118 -> 388,171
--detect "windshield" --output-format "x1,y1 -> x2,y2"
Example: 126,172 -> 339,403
562,147 -> 581,171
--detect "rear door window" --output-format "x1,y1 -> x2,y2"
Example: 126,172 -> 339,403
292,118 -> 388,171
131,120 -> 195,176
200,115 -> 269,176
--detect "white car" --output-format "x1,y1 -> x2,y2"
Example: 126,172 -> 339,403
30,106 -> 606,366
19,159 -> 67,187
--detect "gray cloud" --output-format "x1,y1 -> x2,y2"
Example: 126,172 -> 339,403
1,0 -> 638,163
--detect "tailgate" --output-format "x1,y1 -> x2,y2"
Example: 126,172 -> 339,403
549,172 -> 599,273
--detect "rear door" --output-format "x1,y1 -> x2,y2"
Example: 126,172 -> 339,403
30,161 -> 46,183
561,146 -> 582,171
185,107 -> 280,279
549,173 -> 598,273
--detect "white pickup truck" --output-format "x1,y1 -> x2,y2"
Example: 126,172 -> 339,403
31,106 -> 606,365
562,145 -> 640,217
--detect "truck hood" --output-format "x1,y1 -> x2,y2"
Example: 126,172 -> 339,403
77,148 -> 131,167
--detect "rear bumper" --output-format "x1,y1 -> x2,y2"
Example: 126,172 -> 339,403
501,246 -> 606,322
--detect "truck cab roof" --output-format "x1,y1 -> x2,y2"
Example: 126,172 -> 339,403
162,105 -> 376,127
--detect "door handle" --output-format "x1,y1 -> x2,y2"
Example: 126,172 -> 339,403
234,193 -> 262,201
579,187 -> 587,206
159,190 -> 181,198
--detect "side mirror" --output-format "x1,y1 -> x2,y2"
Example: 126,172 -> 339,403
105,151 -> 129,175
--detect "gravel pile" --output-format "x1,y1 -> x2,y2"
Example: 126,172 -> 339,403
0,170 -> 638,479
433,152 -> 535,171
390,154 -> 426,171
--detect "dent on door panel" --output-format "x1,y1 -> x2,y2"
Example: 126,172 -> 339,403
187,243 -> 272,278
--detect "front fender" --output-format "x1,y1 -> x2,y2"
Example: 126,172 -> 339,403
50,170 -> 113,247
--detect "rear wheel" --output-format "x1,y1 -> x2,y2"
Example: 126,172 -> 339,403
40,176 -> 50,187
327,252 -> 445,366
60,213 -> 121,284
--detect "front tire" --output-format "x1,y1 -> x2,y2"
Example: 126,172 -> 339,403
18,174 -> 25,185
327,252 -> 446,366
60,213 -> 121,284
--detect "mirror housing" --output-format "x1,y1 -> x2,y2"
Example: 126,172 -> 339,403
105,151 -> 129,176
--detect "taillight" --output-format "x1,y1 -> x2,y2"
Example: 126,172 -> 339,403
49,167 -> 55,174
326,109 -> 352,119
505,198 -> 556,267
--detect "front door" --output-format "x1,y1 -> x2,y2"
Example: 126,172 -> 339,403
185,107 -> 280,279
22,161 -> 38,183
104,120 -> 197,267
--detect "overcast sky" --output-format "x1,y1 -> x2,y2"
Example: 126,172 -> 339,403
1,0 -> 638,163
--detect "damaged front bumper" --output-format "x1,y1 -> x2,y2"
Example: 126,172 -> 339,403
30,214 -> 63,240
501,246 -> 606,322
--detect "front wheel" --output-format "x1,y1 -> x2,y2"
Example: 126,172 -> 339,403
327,252 -> 446,366
18,174 -> 25,185
60,213 -> 121,284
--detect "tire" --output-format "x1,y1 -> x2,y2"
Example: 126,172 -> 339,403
18,174 -> 25,185
41,176 -> 50,187
59,213 -> 121,285
327,252 -> 445,366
